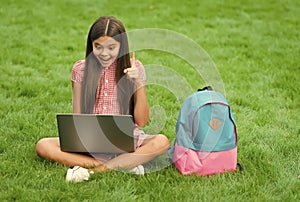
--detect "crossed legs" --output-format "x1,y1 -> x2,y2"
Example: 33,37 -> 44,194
35,134 -> 170,172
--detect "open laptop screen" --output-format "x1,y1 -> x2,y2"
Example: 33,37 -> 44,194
57,114 -> 135,154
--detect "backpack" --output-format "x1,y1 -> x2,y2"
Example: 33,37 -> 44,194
168,86 -> 238,176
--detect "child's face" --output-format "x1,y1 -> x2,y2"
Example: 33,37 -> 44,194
92,36 -> 120,68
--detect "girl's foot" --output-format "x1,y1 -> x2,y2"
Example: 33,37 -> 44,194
65,166 -> 94,182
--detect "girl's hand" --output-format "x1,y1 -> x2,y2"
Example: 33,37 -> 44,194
124,52 -> 143,87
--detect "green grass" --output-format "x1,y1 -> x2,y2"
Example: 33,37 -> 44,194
1,0 -> 299,201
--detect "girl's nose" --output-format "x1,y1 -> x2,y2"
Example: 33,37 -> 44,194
100,49 -> 109,57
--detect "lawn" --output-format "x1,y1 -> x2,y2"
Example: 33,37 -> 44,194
0,0 -> 299,201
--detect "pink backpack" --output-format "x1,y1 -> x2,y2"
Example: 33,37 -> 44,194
168,86 -> 239,176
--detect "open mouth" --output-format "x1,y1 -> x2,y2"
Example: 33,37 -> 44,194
98,57 -> 112,67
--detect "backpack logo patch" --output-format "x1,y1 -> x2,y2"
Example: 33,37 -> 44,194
209,118 -> 221,130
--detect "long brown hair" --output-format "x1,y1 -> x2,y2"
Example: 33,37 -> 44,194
81,16 -> 134,116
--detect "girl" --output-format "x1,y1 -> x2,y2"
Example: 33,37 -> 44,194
36,16 -> 170,182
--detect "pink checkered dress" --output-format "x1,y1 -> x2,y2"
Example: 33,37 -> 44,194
71,59 -> 149,148
71,59 -> 146,115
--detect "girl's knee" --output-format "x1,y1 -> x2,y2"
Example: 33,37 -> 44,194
153,134 -> 170,151
36,138 -> 48,157
35,138 -> 58,159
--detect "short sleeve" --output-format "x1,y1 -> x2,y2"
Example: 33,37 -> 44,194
71,60 -> 85,83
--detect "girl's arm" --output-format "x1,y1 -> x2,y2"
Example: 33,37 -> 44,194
72,81 -> 81,114
124,53 -> 149,126
133,85 -> 150,127
71,60 -> 85,114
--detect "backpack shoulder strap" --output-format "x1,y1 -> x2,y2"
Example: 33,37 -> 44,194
195,90 -> 229,107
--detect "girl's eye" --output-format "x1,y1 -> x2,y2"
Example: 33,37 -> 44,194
96,45 -> 103,50
109,46 -> 115,51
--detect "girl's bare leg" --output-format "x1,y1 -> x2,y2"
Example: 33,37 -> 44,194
36,137 -> 106,171
36,134 -> 170,173
99,134 -> 170,171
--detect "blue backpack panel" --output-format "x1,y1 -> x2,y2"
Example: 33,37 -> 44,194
169,86 -> 238,175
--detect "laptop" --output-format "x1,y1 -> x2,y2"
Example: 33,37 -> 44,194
57,114 -> 135,154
